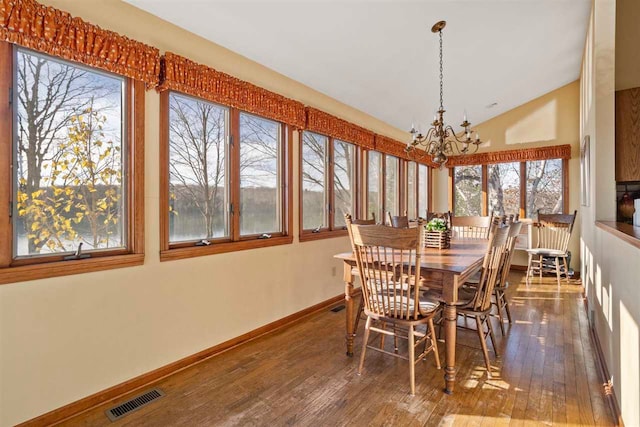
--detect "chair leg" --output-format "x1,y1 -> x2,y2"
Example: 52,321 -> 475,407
475,316 -> 492,378
494,289 -> 505,336
353,296 -> 364,333
358,317 -> 372,375
379,321 -> 386,349
393,323 -> 399,354
428,318 -> 441,369
526,254 -> 533,285
487,315 -> 499,357
562,257 -> 570,283
408,324 -> 416,396
503,292 -> 513,324
555,257 -> 561,287
539,255 -> 543,279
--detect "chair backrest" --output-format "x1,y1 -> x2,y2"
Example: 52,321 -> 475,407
466,223 -> 511,312
451,215 -> 492,239
536,210 -> 577,252
426,211 -> 452,228
351,212 -> 376,225
498,221 -> 523,287
346,214 -> 424,321
389,214 -> 410,229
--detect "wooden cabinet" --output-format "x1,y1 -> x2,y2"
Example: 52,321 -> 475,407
615,87 -> 640,182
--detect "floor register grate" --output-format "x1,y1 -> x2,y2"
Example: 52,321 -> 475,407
105,388 -> 165,422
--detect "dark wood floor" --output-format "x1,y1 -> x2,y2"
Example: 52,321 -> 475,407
62,273 -> 614,426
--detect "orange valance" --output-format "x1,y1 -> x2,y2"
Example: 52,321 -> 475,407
0,0 -> 160,87
305,107 -> 375,149
159,52 -> 306,128
374,134 -> 437,167
445,144 -> 572,168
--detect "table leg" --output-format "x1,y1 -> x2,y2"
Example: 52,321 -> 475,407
443,302 -> 457,394
343,262 -> 356,357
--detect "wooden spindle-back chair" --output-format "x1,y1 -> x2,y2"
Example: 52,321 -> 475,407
388,213 -> 410,229
345,214 -> 441,395
451,215 -> 492,239
526,210 -> 577,286
493,220 -> 523,334
457,223 -> 511,377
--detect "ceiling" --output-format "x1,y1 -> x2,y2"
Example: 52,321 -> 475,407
126,0 -> 591,136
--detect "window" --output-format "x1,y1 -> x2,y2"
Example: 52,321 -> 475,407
385,155 -> 400,216
418,164 -> 429,217
526,159 -> 563,218
366,151 -> 382,222
407,161 -> 417,219
449,151 -> 568,219
488,162 -> 520,216
453,165 -> 482,216
161,91 -> 291,259
299,131 -> 357,239
0,45 -> 145,284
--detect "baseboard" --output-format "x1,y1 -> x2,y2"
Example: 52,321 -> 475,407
586,306 -> 625,426
18,293 -> 345,426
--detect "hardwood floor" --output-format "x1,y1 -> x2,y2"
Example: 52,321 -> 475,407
62,273 -> 615,426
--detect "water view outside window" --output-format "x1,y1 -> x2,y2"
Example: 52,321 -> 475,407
454,165 -> 482,216
168,93 -> 229,243
407,162 -> 417,219
333,140 -> 355,228
301,132 -> 328,230
239,112 -> 282,235
14,49 -> 125,256
526,159 -> 563,218
367,151 -> 382,221
488,162 -> 521,217
385,156 -> 400,216
418,164 -> 428,217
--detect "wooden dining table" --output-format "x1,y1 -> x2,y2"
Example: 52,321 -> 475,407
334,238 -> 487,394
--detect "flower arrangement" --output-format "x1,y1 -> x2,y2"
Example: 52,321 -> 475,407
425,217 -> 448,232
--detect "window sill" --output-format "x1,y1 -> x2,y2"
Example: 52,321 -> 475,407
299,229 -> 349,242
160,235 -> 293,262
0,253 -> 144,285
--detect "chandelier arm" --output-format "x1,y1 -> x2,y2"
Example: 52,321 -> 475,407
444,125 -> 471,144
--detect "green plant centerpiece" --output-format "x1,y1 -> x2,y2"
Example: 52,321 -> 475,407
423,218 -> 451,249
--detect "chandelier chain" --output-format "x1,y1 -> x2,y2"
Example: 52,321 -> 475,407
439,29 -> 444,111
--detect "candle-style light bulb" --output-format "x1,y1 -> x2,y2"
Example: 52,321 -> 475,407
475,132 -> 480,141
463,110 -> 468,122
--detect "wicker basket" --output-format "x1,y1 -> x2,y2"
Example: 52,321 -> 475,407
423,229 -> 451,249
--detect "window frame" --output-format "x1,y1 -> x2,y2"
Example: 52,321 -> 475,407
0,42 -> 145,285
159,90 -> 293,261
449,157 -> 569,218
298,131 -> 359,242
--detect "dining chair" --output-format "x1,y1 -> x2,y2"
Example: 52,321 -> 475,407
457,222 -> 511,378
526,210 -> 577,286
492,219 -> 523,335
389,213 -> 410,229
345,214 -> 441,395
450,215 -> 492,239
351,212 -> 376,225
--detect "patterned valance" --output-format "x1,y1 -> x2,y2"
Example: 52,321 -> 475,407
159,52 -> 306,128
374,134 -> 437,167
445,144 -> 572,167
0,0 -> 160,87
305,107 -> 375,149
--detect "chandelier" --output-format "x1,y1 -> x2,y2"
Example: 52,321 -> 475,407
406,21 -> 482,166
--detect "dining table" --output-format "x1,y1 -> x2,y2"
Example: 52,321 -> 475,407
334,238 -> 487,394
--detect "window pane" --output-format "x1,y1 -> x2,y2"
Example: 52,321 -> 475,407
488,162 -> 521,217
526,159 -> 563,218
239,113 -> 281,235
301,132 -> 327,230
407,162 -> 417,218
333,140 -> 355,228
168,93 -> 228,242
418,164 -> 428,217
454,165 -> 482,216
385,156 -> 400,216
14,49 -> 125,256
367,151 -> 382,221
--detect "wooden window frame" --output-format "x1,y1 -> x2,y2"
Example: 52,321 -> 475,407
159,90 -> 293,261
0,42 -> 145,285
299,131 -> 359,242
449,157 -> 569,218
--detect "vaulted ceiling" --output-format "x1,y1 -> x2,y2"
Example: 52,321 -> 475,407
127,0 -> 591,137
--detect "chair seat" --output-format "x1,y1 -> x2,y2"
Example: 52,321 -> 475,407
526,248 -> 567,257
381,295 -> 440,318
421,287 -> 474,306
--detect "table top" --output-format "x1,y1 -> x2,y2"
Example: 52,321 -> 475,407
334,239 -> 487,275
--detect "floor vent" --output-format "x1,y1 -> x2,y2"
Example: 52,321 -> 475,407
105,388 -> 165,422
331,305 -> 345,312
